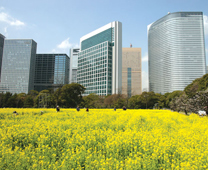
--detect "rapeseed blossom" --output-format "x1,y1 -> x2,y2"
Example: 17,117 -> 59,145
0,108 -> 208,169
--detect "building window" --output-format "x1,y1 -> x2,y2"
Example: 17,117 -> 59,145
127,68 -> 131,98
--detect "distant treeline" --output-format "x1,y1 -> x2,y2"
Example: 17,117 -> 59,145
1,74 -> 208,112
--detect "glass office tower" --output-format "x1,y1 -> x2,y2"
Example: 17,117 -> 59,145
34,54 -> 69,92
69,48 -> 80,83
77,21 -> 122,96
0,34 -> 5,81
148,12 -> 206,94
0,39 -> 37,94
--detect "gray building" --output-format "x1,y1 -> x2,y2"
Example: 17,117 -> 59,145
77,21 -> 122,96
0,34 -> 5,81
34,54 -> 69,92
0,39 -> 37,94
69,48 -> 80,83
148,12 -> 206,94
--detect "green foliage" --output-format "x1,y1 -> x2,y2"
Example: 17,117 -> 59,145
28,90 -> 39,97
104,94 -> 127,108
51,87 -> 62,107
1,74 -> 207,109
81,93 -> 104,108
2,92 -> 13,107
184,74 -> 208,97
128,95 -> 142,109
164,91 -> 183,108
128,92 -> 160,109
60,83 -> 85,108
23,96 -> 34,108
7,94 -> 18,107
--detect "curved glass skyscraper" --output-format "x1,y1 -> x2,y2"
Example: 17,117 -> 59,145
148,12 -> 206,94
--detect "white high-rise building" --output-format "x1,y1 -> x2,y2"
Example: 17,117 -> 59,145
77,21 -> 122,96
148,12 -> 206,94
69,48 -> 80,83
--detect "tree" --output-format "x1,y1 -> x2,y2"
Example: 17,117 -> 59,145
165,91 -> 183,108
128,95 -> 142,109
24,96 -> 34,108
35,90 -> 51,108
26,90 -> 39,108
7,94 -> 18,108
28,90 -> 39,97
104,94 -> 127,108
60,83 -> 85,108
52,87 -> 62,107
0,92 -> 4,107
140,92 -> 159,109
186,92 -> 208,114
81,93 -> 104,108
2,92 -> 13,107
16,93 -> 26,108
176,93 -> 189,115
128,92 -> 161,109
184,74 -> 208,98
156,93 -> 166,109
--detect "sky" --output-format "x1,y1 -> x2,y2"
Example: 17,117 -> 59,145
0,0 -> 208,91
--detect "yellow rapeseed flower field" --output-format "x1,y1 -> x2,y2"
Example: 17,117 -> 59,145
0,108 -> 208,169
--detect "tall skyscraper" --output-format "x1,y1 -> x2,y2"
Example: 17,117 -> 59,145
0,34 -> 5,81
77,21 -> 122,96
148,12 -> 206,94
0,39 -> 37,94
122,47 -> 142,97
69,48 -> 80,83
34,54 -> 69,92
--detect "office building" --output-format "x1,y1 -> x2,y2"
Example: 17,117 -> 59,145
122,47 -> 142,97
148,12 -> 206,94
69,48 -> 80,83
34,54 -> 69,92
77,21 -> 122,96
0,39 -> 37,94
0,34 -> 5,81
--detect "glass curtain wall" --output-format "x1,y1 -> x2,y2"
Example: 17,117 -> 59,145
77,41 -> 112,96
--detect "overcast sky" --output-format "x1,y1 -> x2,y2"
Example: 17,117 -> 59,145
0,0 -> 208,90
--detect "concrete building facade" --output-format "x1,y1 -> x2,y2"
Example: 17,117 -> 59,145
122,47 -> 142,97
148,12 -> 206,94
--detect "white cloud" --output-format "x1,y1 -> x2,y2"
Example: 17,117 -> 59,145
142,53 -> 148,62
57,38 -> 73,49
10,20 -> 25,26
52,38 -> 79,54
0,12 -> 25,26
142,71 -> 149,91
204,15 -> 208,36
